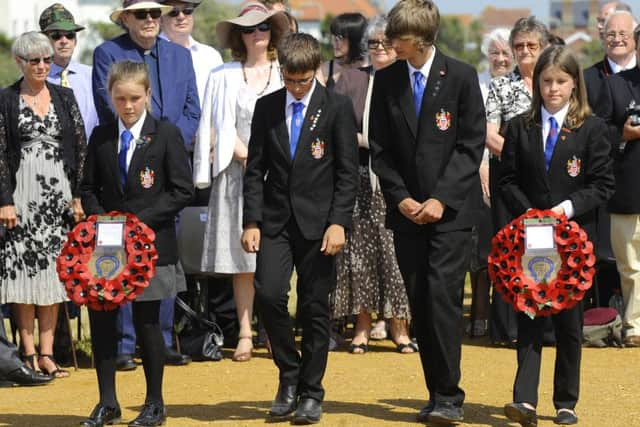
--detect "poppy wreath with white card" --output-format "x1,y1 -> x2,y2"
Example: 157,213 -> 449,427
488,209 -> 594,319
56,211 -> 158,311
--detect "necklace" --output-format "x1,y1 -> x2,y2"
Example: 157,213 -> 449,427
242,61 -> 273,96
21,82 -> 45,107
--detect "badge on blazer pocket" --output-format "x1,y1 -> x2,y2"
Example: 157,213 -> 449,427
311,138 -> 326,160
140,167 -> 155,188
435,108 -> 452,131
566,156 -> 581,178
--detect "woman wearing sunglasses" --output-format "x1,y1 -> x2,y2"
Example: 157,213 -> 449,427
0,31 -> 87,379
193,1 -> 289,362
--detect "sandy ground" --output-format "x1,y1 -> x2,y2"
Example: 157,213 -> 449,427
1,335 -> 639,426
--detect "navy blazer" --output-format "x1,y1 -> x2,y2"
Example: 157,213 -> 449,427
92,34 -> 200,146
81,114 -> 194,265
369,51 -> 486,233
243,84 -> 359,240
500,114 -> 614,237
584,57 -> 613,111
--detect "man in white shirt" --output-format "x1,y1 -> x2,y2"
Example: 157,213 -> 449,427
159,0 -> 223,105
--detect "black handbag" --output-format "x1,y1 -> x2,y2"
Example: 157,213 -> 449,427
175,297 -> 224,361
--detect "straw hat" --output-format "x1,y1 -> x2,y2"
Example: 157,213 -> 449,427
216,1 -> 290,49
110,0 -> 172,24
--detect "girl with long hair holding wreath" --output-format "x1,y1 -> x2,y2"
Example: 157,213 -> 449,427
499,46 -> 614,427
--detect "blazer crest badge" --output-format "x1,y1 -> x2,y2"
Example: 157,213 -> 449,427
140,167 -> 155,188
311,138 -> 325,160
566,156 -> 581,178
435,109 -> 452,131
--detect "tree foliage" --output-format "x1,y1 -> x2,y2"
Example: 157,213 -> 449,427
436,16 -> 482,68
0,32 -> 20,87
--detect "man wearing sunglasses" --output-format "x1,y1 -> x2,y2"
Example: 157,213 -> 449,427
159,0 -> 222,106
93,0 -> 200,371
93,0 -> 200,148
39,3 -> 98,140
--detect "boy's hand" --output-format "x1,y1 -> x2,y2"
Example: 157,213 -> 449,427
414,198 -> 445,224
321,224 -> 345,256
241,223 -> 261,253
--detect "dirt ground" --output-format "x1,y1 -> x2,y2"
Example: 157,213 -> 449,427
1,332 -> 639,426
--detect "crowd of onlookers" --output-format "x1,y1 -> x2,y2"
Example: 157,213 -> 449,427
1,0 -> 640,425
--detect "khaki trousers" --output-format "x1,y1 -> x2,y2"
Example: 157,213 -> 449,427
611,214 -> 640,336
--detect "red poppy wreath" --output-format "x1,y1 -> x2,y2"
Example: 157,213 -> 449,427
56,211 -> 158,311
488,209 -> 595,319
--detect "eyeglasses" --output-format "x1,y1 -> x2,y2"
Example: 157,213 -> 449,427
330,34 -> 344,43
167,6 -> 195,17
367,39 -> 392,50
240,22 -> 270,34
605,31 -> 631,41
19,56 -> 53,65
131,9 -> 163,20
282,72 -> 315,87
48,31 -> 76,41
513,42 -> 540,52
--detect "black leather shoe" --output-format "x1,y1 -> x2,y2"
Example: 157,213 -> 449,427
416,400 -> 435,422
128,402 -> 166,426
292,398 -> 322,425
115,354 -> 137,371
165,348 -> 191,366
269,383 -> 298,417
2,366 -> 53,386
504,402 -> 537,427
80,403 -> 122,427
428,402 -> 463,424
554,409 -> 578,425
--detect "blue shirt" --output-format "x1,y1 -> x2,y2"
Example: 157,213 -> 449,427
48,61 -> 98,141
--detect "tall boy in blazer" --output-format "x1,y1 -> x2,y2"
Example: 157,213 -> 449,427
368,1 -> 485,423
242,33 -> 358,424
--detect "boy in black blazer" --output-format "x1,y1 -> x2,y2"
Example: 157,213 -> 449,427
369,0 -> 486,423
242,32 -> 358,424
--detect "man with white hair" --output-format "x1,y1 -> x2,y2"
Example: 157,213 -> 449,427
597,2 -> 632,41
585,9 -> 636,108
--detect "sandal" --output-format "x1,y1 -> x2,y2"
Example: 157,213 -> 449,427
21,353 -> 40,372
395,341 -> 418,353
348,342 -> 368,354
370,320 -> 388,341
38,354 -> 70,378
232,336 -> 254,362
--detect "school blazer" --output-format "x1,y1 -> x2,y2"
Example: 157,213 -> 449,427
595,67 -> 640,214
369,52 -> 486,233
243,84 -> 359,240
80,114 -> 194,265
499,114 -> 614,237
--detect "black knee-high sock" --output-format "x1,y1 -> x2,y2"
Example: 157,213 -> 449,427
133,301 -> 165,404
88,309 -> 119,408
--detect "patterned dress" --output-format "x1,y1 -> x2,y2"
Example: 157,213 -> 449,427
485,68 -> 532,126
0,99 -> 73,305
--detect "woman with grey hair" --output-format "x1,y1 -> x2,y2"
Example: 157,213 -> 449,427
0,31 -> 86,378
478,27 -> 513,101
484,17 -> 550,345
332,14 -> 415,354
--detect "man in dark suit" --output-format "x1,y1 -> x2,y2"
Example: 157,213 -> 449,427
596,28 -> 640,347
584,9 -> 636,109
242,33 -> 358,424
369,0 -> 485,423
92,0 -> 200,368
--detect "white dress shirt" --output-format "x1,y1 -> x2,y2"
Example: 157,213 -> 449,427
406,45 -> 436,91
118,109 -> 147,171
607,55 -> 637,74
285,79 -> 317,139
541,104 -> 574,218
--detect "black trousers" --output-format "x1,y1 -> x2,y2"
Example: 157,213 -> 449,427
254,220 -> 335,403
513,304 -> 583,409
89,301 -> 165,407
393,228 -> 470,407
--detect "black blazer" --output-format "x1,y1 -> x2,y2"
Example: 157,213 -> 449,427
81,114 -> 194,265
0,79 -> 87,206
499,114 -> 614,236
369,51 -> 486,232
595,67 -> 640,213
243,83 -> 359,240
584,58 -> 612,111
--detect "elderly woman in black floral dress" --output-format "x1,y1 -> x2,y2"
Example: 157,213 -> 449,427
0,32 -> 86,378
485,17 -> 549,344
